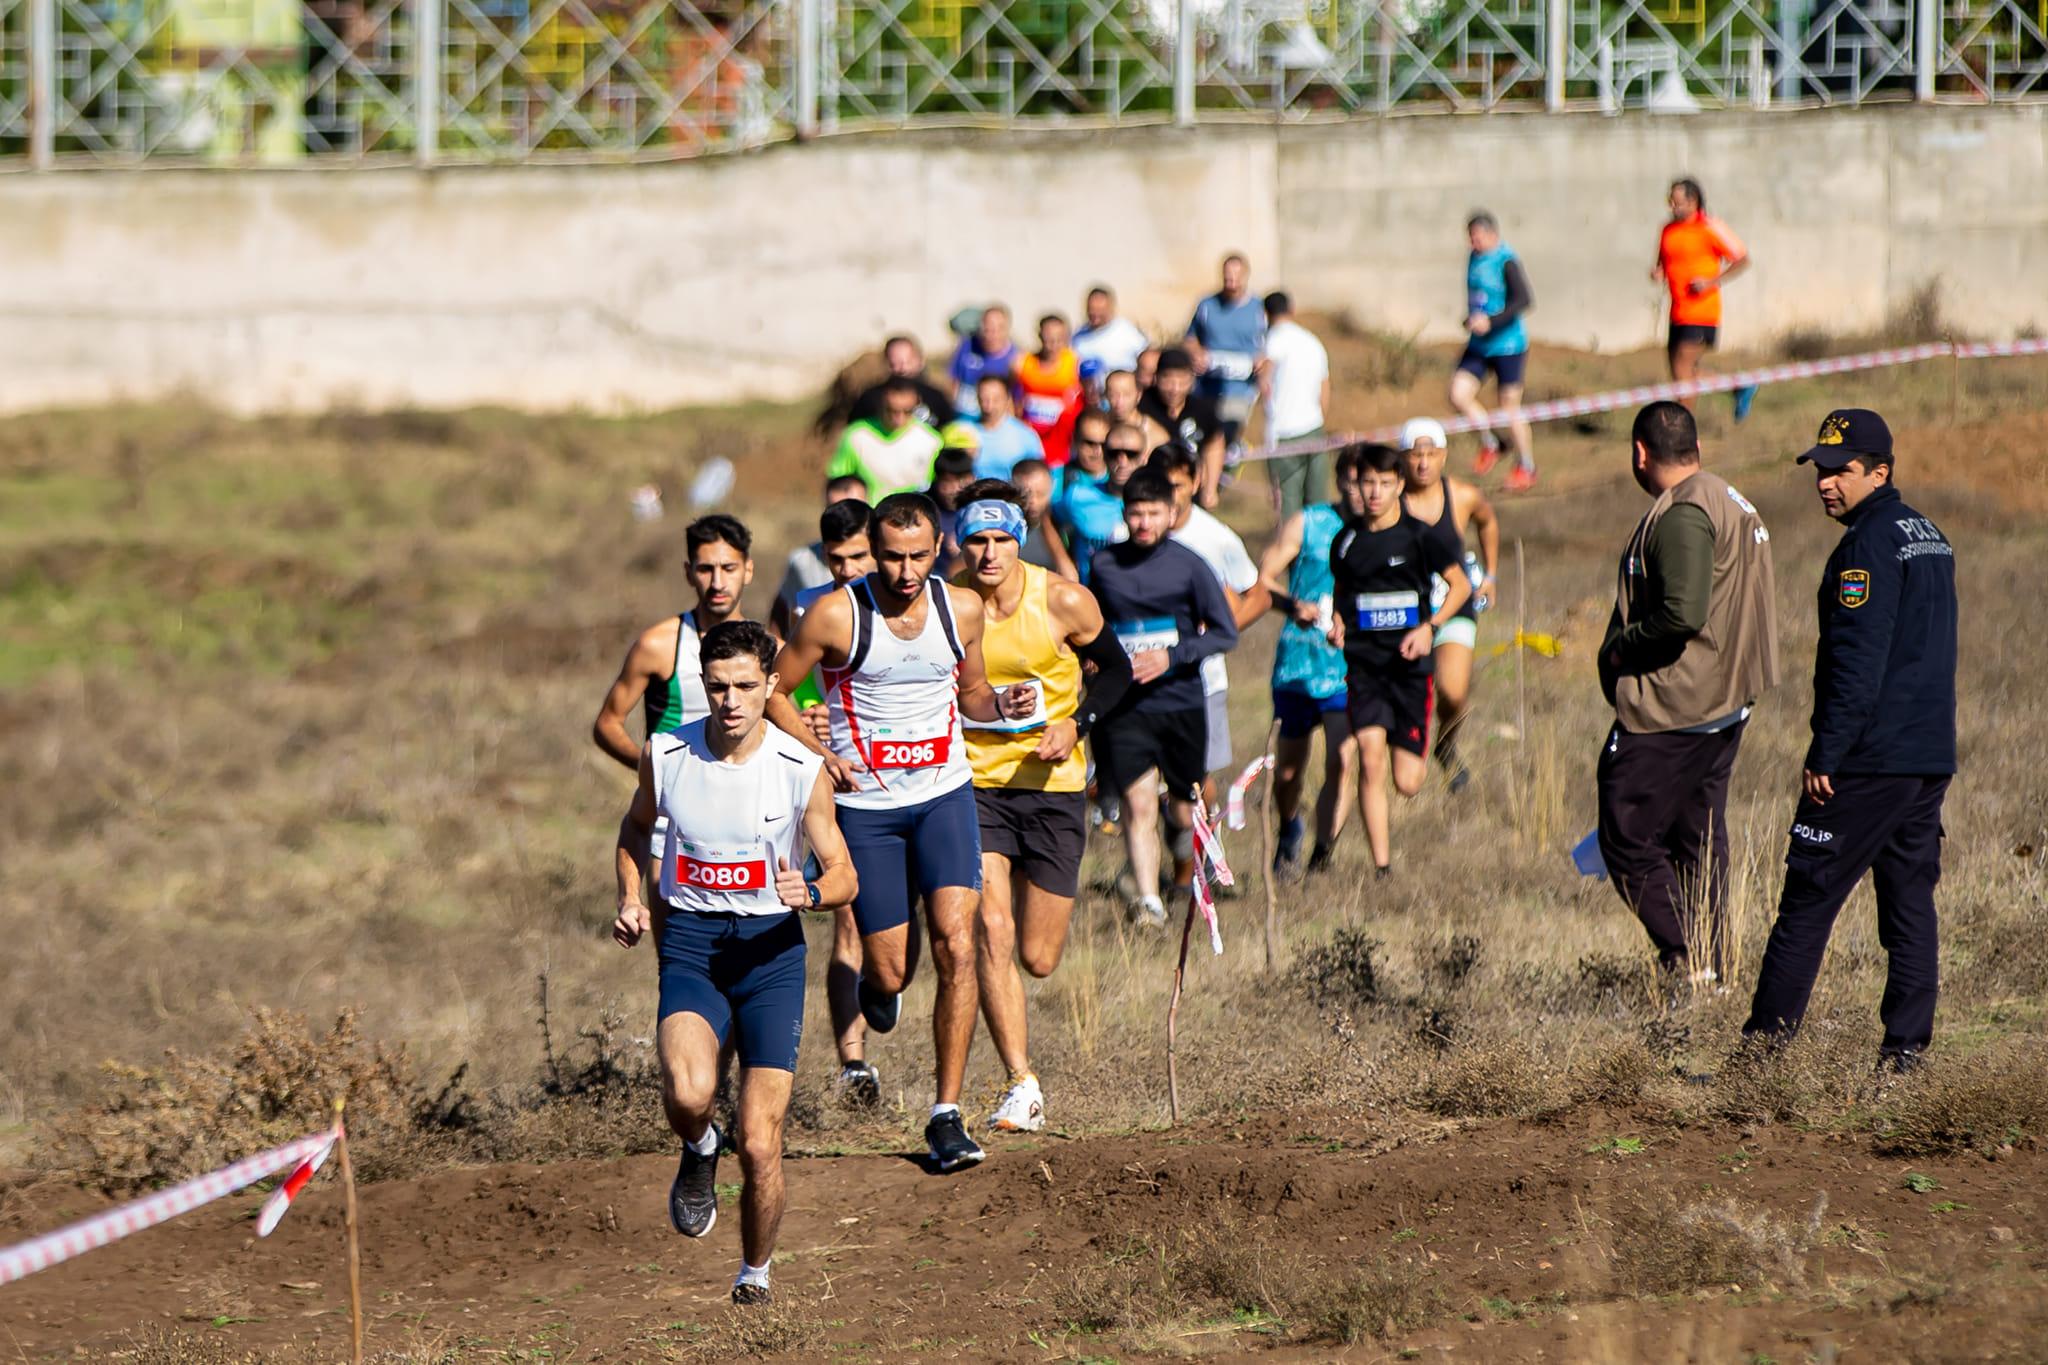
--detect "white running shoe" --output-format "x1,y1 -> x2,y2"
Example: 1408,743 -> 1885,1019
988,1074 -> 1045,1133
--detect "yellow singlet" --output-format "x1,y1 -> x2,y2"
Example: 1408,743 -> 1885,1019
966,562 -> 1085,793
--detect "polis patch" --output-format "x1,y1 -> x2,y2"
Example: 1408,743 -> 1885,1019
1838,569 -> 1871,609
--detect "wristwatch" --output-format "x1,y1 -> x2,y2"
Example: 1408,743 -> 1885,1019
805,881 -> 822,908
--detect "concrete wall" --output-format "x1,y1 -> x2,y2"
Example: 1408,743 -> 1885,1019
0,106 -> 2042,415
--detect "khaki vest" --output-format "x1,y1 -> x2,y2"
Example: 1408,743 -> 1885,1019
1613,469 -> 1780,733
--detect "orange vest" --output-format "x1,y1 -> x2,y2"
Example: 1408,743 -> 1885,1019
1015,349 -> 1082,466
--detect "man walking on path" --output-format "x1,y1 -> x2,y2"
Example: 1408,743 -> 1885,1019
1744,410 -> 1956,1067
1597,402 -> 1779,986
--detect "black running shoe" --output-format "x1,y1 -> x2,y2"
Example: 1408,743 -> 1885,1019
836,1059 -> 882,1108
856,975 -> 901,1034
924,1109 -> 985,1172
1304,844 -> 1334,876
1373,863 -> 1392,882
1447,766 -> 1471,796
669,1126 -> 720,1237
1274,815 -> 1305,869
731,1281 -> 773,1306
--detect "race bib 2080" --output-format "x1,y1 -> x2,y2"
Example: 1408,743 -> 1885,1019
675,839 -> 769,891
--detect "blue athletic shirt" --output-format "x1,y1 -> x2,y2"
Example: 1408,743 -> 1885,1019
1055,467 -> 1127,585
1271,502 -> 1348,699
1467,244 -> 1528,358
1187,293 -> 1267,403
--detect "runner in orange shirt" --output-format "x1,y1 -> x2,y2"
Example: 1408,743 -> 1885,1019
1015,315 -> 1084,469
1652,178 -> 1758,421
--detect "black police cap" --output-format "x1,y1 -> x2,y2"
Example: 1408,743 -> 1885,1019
1797,408 -> 1893,470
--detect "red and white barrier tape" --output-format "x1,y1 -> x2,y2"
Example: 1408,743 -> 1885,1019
0,1125 -> 339,1286
1255,336 -> 2048,462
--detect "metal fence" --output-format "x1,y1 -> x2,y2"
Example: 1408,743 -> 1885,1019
1,0 -> 2042,167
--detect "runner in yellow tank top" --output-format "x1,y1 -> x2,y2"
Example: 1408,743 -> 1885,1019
955,480 -> 1135,1134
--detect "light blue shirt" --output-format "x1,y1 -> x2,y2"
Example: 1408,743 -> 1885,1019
1187,293 -> 1267,403
972,416 -> 1045,480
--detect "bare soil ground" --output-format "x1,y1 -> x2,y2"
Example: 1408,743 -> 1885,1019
6,1106 -> 2046,1362
3,327 -> 2048,1361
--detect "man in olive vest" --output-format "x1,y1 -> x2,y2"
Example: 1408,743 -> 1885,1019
1597,401 -> 1779,985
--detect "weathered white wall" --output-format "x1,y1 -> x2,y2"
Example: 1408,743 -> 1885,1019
0,106 -> 2040,415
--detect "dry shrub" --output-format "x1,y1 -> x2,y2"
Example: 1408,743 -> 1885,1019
680,1295 -> 826,1360
1573,1040 -> 1661,1107
1696,1024 -> 1868,1129
1413,1035 -> 1554,1118
1051,1212 -> 1442,1347
107,1329 -> 269,1364
1327,313 -> 1423,390
1874,1040 -> 2048,1157
1613,1190 -> 1823,1296
1295,1254 -> 1440,1344
1780,280 -> 1954,361
42,1008 -> 428,1193
1290,928 -> 1383,1009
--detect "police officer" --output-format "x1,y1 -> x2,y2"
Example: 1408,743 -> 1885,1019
1744,410 -> 1957,1068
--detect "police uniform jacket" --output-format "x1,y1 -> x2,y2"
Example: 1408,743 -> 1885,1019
1807,484 -> 1957,777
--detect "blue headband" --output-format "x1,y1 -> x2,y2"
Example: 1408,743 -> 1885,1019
957,498 -> 1028,547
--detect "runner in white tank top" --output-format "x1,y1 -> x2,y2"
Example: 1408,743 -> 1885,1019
612,620 -> 854,1306
766,494 -> 1037,1172
821,577 -> 973,810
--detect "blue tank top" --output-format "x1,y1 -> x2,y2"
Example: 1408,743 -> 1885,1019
1467,244 -> 1527,358
1056,468 -> 1127,585
1271,502 -> 1348,698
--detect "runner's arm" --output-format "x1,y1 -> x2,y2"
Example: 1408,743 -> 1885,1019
1460,480 -> 1501,589
766,595 -> 863,790
797,766 -> 858,909
592,629 -> 663,771
1491,259 -> 1533,330
1040,522 -> 1081,582
1178,566 -> 1240,665
948,587 -> 1013,725
612,747 -> 658,947
1198,427 -> 1226,508
1036,581 -> 1131,762
1257,512 -> 1309,618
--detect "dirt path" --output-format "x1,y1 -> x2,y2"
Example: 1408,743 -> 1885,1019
5,1109 -> 2045,1361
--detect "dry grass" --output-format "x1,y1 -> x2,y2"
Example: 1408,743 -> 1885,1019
1613,1190 -> 1825,1296
1874,1039 -> 2048,1157
3,343 -> 2047,1192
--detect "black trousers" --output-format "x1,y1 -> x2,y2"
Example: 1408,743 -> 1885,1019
1596,720 -> 1746,977
1745,775 -> 1950,1056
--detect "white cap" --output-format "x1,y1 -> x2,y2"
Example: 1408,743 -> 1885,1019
1399,418 -> 1448,451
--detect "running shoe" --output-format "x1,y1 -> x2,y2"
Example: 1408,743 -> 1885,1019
1275,815 -> 1306,868
1473,438 -> 1504,476
1504,463 -> 1538,493
1304,845 -> 1334,877
1129,895 -> 1168,930
835,1059 -> 881,1108
731,1282 -> 773,1307
1732,384 -> 1759,423
856,976 -> 901,1034
925,1109 -> 986,1171
988,1073 -> 1045,1133
1373,864 -> 1392,882
669,1125 -> 721,1238
1447,766 -> 1472,796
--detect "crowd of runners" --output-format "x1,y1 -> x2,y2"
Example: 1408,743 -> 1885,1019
585,180 -> 1961,1308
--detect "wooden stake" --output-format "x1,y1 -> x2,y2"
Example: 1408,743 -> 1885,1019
1166,887 -> 1195,1126
1950,349 -> 1962,426
1258,718 -> 1281,971
334,1097 -> 364,1365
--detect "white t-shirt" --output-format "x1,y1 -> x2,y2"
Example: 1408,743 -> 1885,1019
1262,319 -> 1329,441
1073,317 -> 1150,375
1170,506 -> 1258,696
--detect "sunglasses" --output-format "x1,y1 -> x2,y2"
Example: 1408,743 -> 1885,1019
1107,446 -> 1145,459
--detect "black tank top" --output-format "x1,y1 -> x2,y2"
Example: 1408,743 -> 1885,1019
1406,484 -> 1477,624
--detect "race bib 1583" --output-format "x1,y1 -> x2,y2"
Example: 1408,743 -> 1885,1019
1354,591 -> 1420,631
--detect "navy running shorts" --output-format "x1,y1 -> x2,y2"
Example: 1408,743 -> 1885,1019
1272,686 -> 1346,741
1345,666 -> 1435,758
1668,323 -> 1719,351
1455,344 -> 1527,388
837,782 -> 983,937
657,910 -> 807,1072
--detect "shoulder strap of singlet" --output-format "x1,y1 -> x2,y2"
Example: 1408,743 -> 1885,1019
841,581 -> 876,677
928,579 -> 966,664
673,612 -> 691,674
